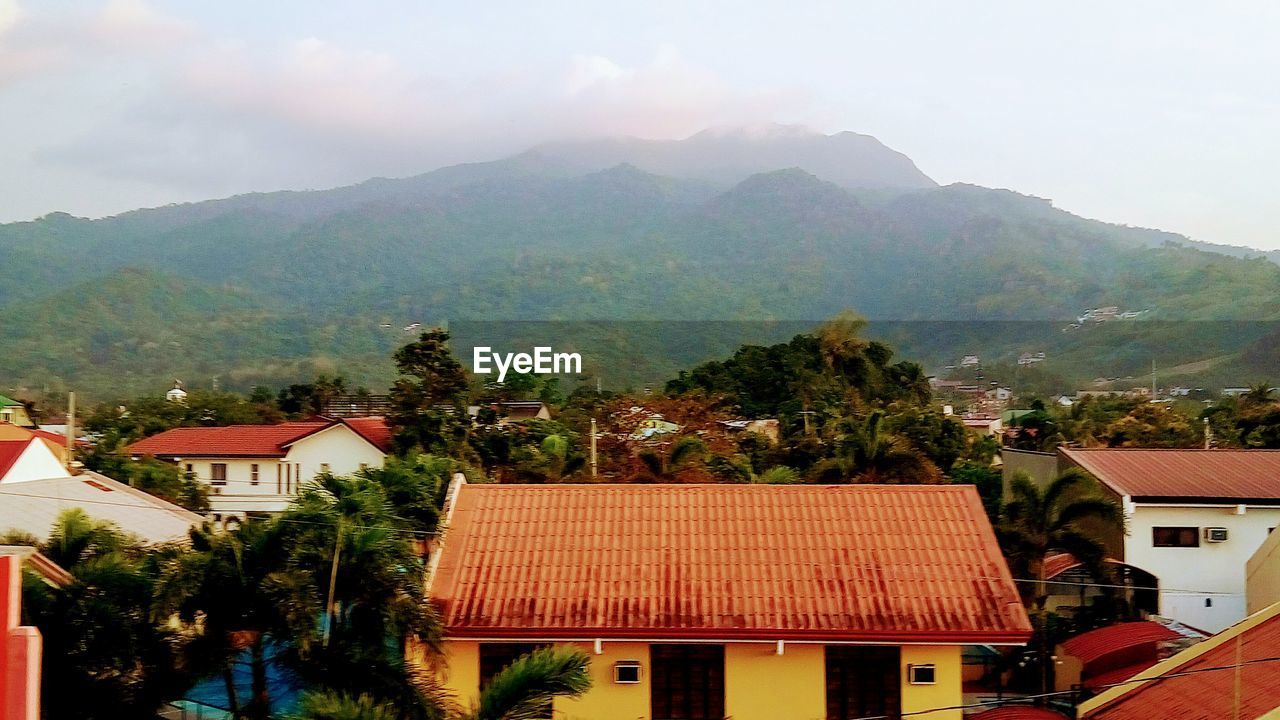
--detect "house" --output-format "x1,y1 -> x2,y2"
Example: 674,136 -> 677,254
960,355 -> 981,367
1053,620 -> 1204,693
1078,601 -> 1280,719
465,401 -> 552,426
1059,448 -> 1280,632
1017,352 -> 1046,366
166,381 -> 188,403
0,395 -> 33,428
0,437 -> 68,484
128,417 -> 392,521
0,422 -> 75,467
0,472 -> 204,544
985,386 -> 1013,402
961,415 -> 1003,436
423,482 -> 1031,720
0,549 -> 40,720
1246,525 -> 1280,614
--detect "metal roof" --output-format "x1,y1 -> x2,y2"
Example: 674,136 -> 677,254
430,483 -> 1031,643
1060,447 -> 1280,503
1060,621 -> 1184,666
1081,603 -> 1280,719
0,472 -> 203,545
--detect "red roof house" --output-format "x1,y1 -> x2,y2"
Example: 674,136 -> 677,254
425,482 -> 1030,720
127,417 -> 393,519
1079,601 -> 1280,719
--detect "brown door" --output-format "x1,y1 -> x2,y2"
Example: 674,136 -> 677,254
826,646 -> 901,720
650,644 -> 725,720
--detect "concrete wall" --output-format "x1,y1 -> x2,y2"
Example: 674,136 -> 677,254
1001,448 -> 1058,497
434,640 -> 966,720
1124,504 -> 1280,632
1247,526 -> 1280,615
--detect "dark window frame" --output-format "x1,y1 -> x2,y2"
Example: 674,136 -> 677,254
826,645 -> 901,720
210,463 -> 228,486
650,644 -> 725,720
1153,526 -> 1200,547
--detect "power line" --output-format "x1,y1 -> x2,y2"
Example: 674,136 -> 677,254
847,655 -> 1280,720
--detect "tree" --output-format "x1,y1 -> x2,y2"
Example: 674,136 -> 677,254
637,436 -> 706,480
23,510 -> 190,720
997,469 -> 1124,607
291,647 -> 591,720
816,411 -> 941,483
1103,404 -> 1199,447
388,330 -> 471,453
153,521 -> 319,720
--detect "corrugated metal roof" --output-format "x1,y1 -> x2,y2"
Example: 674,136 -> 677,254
1081,605 -> 1280,719
430,483 -> 1031,642
1061,622 -> 1184,666
1061,448 -> 1280,502
0,472 -> 203,545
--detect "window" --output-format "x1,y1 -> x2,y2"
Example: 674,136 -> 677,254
480,644 -> 550,718
651,644 -> 724,720
184,463 -> 193,476
826,646 -> 900,720
277,464 -> 282,494
614,661 -> 641,684
210,463 -> 228,486
250,463 -> 259,486
1153,527 -> 1199,547
907,664 -> 936,685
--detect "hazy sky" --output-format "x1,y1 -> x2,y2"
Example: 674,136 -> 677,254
2,1 -> 1278,248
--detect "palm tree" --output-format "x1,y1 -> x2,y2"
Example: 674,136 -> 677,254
997,468 -> 1124,607
1241,381 -> 1276,406
279,474 -> 439,711
291,647 -> 591,720
43,508 -> 128,568
153,521 -> 320,720
817,411 -> 939,483
637,436 -> 706,480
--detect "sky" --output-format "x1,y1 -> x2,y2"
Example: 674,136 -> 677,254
1,1 -> 1278,249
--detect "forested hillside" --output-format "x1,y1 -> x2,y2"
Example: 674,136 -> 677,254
4,128 -> 1279,399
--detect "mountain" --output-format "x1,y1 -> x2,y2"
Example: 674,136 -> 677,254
3,128 -> 1280,399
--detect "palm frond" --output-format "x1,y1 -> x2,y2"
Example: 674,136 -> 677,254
466,647 -> 591,720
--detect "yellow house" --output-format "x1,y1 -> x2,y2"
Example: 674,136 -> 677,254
423,482 -> 1031,720
0,396 -> 34,429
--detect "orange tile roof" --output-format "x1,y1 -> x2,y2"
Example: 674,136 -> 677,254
340,417 -> 394,452
1060,448 -> 1280,503
430,483 -> 1031,642
1060,622 -> 1184,666
1081,605 -> 1280,719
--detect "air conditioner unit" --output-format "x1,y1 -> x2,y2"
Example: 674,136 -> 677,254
1205,527 -> 1229,542
613,661 -> 641,684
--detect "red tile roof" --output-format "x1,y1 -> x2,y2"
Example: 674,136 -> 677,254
340,417 -> 394,452
1082,662 -> 1155,692
129,421 -> 332,457
0,439 -> 33,478
1081,606 -> 1280,719
430,483 -> 1031,643
1061,622 -> 1184,666
1042,552 -> 1127,580
969,707 -> 1069,720
1060,448 -> 1280,503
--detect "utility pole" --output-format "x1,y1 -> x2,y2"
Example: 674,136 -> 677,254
1151,359 -> 1157,401
65,392 -> 75,472
590,417 -> 598,479
1205,417 -> 1213,450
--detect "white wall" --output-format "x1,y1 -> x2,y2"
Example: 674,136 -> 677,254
0,441 -> 67,483
1124,503 -> 1280,632
184,425 -> 386,519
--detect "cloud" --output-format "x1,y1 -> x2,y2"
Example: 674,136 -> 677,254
36,33 -> 808,198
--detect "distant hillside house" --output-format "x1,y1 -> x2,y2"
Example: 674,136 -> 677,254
423,482 -> 1030,720
1057,448 -> 1280,633
0,395 -> 33,428
1017,352 -> 1046,366
128,417 -> 392,522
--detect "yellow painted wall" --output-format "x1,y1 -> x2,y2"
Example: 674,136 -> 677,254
1247,526 -> 1280,615
556,642 -> 650,720
724,643 -> 826,720
429,640 -> 967,720
900,645 -> 963,720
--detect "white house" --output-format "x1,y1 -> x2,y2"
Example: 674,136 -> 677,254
0,437 -> 68,484
1060,447 -> 1280,633
128,417 -> 392,522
